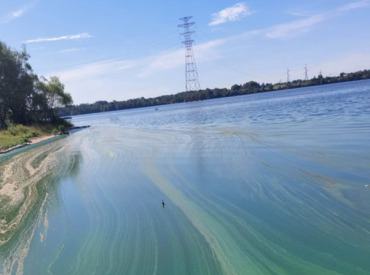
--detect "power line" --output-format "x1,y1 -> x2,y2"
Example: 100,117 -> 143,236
178,16 -> 200,92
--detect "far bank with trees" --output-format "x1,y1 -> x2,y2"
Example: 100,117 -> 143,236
59,69 -> 370,116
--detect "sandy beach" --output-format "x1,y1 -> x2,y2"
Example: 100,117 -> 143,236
28,135 -> 57,144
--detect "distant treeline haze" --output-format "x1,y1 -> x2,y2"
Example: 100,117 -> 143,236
59,69 -> 370,116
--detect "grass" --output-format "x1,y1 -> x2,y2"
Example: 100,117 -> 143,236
0,122 -> 71,151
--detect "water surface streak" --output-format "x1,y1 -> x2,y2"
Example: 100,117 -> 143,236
1,80 -> 370,275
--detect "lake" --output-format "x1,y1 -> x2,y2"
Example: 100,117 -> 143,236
1,80 -> 370,275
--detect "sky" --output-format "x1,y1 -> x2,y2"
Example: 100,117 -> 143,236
1,0 -> 370,104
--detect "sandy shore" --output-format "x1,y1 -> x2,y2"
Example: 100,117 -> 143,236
28,135 -> 57,144
0,139 -> 63,246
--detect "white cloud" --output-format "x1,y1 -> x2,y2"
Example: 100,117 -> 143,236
11,9 -> 25,18
42,1 -> 370,104
49,59 -> 137,83
209,3 -> 252,26
338,0 -> 370,11
266,1 -> 369,39
266,14 -> 325,39
42,38 -> 225,103
25,33 -> 92,43
137,39 -> 225,77
50,38 -> 224,83
0,3 -> 34,23
59,48 -> 85,53
286,10 -> 310,17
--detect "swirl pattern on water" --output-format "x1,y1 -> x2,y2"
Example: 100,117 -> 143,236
1,80 -> 370,275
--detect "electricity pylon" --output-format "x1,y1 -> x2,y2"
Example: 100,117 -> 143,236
178,16 -> 201,92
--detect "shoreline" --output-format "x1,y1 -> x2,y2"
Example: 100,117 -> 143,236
0,125 -> 90,155
58,77 -> 370,117
0,134 -> 58,155
0,137 -> 67,246
28,134 -> 57,144
0,126 -> 89,246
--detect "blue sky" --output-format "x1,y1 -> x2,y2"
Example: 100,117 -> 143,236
1,0 -> 370,104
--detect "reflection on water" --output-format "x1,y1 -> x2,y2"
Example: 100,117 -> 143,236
1,80 -> 370,275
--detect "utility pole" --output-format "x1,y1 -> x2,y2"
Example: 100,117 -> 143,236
178,16 -> 200,92
286,67 -> 290,83
304,64 -> 309,81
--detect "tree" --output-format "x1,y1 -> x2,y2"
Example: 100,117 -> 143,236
0,42 -> 34,128
37,76 -> 73,120
242,81 -> 261,94
0,40 -> 73,129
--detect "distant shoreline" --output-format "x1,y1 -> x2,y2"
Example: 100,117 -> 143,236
59,70 -> 370,117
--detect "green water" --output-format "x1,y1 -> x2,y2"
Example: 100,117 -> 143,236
1,81 -> 370,274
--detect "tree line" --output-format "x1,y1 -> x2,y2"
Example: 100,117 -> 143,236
0,40 -> 72,129
59,69 -> 370,116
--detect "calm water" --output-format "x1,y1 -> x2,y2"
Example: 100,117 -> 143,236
1,80 -> 370,275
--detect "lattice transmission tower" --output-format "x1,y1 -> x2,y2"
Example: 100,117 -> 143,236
178,16 -> 200,92
304,64 -> 309,81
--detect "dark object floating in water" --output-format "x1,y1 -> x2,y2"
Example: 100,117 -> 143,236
162,200 -> 166,208
63,125 -> 91,136
70,125 -> 91,130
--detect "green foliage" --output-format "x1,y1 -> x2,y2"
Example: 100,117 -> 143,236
0,40 -> 73,129
6,124 -> 30,136
0,134 -> 28,150
0,124 -> 40,150
0,123 -> 67,150
57,125 -> 66,134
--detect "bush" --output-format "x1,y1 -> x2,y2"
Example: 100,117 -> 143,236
6,124 -> 30,136
1,121 -> 73,150
58,125 -> 66,134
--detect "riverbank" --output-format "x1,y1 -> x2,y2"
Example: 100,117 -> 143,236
0,126 -> 90,246
0,123 -> 71,153
0,135 -> 60,154
0,136 -> 77,247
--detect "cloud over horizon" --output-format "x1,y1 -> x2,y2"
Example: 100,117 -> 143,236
265,14 -> 325,39
38,0 -> 370,104
209,3 -> 252,26
59,48 -> 85,53
338,0 -> 370,11
265,0 -> 370,39
25,33 -> 92,43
